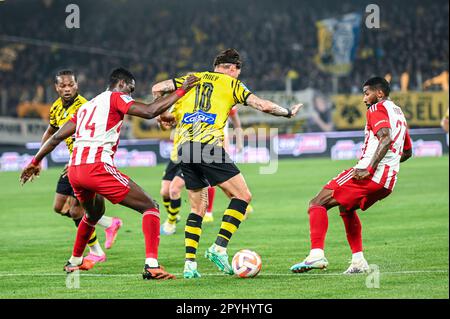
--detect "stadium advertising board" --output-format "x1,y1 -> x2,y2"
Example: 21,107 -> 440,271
333,92 -> 449,129
0,129 -> 446,172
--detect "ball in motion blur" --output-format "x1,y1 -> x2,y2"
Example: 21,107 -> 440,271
232,249 -> 262,278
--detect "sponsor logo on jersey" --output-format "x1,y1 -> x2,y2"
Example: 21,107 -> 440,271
181,110 -> 217,125
120,94 -> 134,103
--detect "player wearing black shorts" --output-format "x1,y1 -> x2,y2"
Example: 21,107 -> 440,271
152,48 -> 302,278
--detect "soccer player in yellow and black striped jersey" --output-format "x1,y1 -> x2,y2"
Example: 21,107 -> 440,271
152,49 -> 302,278
40,70 -> 123,267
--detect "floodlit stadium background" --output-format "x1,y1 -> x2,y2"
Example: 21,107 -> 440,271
0,0 -> 448,300
0,0 -> 448,170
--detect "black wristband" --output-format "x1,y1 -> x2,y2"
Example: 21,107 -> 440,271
285,109 -> 292,118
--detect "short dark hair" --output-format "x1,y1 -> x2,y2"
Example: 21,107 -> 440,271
108,67 -> 135,87
55,69 -> 77,83
363,77 -> 390,96
213,48 -> 242,69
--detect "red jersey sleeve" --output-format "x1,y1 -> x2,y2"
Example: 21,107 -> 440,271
110,92 -> 135,114
368,102 -> 391,136
403,129 -> 412,151
69,112 -> 77,124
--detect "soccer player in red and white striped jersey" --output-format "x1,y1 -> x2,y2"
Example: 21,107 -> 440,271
20,68 -> 199,280
291,77 -> 413,274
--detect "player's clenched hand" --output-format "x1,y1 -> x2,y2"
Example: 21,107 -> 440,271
181,75 -> 200,92
288,104 -> 303,118
157,115 -> 176,130
19,163 -> 41,185
352,168 -> 370,180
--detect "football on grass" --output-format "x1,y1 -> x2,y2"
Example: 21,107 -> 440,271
232,249 -> 262,278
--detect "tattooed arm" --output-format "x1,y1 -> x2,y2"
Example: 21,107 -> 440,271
246,94 -> 302,118
353,127 -> 392,180
151,80 -> 176,99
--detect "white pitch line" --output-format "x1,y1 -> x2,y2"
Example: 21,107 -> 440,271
0,270 -> 447,278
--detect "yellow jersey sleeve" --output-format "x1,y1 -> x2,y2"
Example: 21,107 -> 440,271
232,80 -> 252,106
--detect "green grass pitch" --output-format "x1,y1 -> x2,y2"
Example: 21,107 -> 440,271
0,157 -> 448,298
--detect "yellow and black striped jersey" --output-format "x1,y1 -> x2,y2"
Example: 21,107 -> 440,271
49,94 -> 87,153
170,71 -> 252,158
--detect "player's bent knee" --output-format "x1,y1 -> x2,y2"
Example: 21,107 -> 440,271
69,209 -> 84,220
309,198 -> 323,210
160,188 -> 169,198
169,185 -> 182,199
243,190 -> 252,203
235,189 -> 252,203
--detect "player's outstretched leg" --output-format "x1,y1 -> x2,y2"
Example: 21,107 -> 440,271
340,208 -> 369,274
205,174 -> 251,275
290,188 -> 339,273
183,188 -> 207,279
119,179 -> 175,280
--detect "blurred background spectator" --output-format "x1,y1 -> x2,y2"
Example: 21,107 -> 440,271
0,0 -> 448,119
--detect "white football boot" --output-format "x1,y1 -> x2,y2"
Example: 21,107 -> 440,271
343,258 -> 370,274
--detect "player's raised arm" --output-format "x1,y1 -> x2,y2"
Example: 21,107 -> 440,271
156,111 -> 176,131
20,120 -> 77,185
127,75 -> 199,119
152,80 -> 176,99
246,94 -> 303,118
229,110 -> 244,153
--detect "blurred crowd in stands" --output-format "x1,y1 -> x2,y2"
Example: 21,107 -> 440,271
0,0 -> 448,118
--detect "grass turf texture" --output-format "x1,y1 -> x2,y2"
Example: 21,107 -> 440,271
0,157 -> 448,299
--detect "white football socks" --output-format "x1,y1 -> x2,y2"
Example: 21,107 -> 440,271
184,260 -> 197,270
69,256 -> 82,266
309,248 -> 325,259
352,251 -> 364,262
89,242 -> 105,256
145,258 -> 159,268
96,215 -> 113,228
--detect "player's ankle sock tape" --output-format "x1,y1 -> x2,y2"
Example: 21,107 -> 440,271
185,213 -> 203,261
215,198 -> 248,248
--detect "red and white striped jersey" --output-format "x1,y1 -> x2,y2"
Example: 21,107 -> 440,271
69,91 -> 134,167
355,99 -> 412,190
